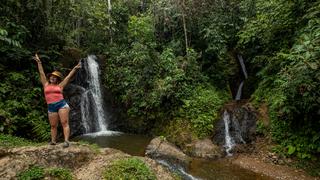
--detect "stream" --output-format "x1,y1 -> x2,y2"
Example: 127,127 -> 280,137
75,132 -> 272,180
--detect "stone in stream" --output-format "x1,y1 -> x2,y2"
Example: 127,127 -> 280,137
145,137 -> 191,169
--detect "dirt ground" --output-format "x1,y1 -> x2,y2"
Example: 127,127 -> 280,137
230,137 -> 320,180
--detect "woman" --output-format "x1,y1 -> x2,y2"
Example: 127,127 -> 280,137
34,53 -> 81,148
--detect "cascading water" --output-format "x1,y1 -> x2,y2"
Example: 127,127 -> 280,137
79,55 -> 108,133
235,54 -> 248,100
220,109 -> 247,155
235,81 -> 244,101
223,111 -> 235,156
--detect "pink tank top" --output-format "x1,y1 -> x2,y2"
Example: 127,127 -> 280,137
44,84 -> 64,104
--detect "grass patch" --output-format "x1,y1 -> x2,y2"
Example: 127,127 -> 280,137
103,157 -> 156,180
47,167 -> 73,180
17,165 -> 73,180
17,165 -> 45,180
0,133 -> 40,147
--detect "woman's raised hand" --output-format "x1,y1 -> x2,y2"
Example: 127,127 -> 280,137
33,53 -> 41,64
74,62 -> 81,70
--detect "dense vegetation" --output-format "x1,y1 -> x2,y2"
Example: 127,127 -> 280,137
0,0 -> 319,167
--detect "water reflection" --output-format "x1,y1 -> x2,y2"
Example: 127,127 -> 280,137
74,132 -> 152,156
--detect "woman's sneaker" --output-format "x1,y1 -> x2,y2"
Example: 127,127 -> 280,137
49,141 -> 56,145
63,141 -> 70,148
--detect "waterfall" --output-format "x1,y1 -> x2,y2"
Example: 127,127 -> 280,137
223,111 -> 235,156
80,55 -> 108,133
220,109 -> 248,155
235,55 -> 248,100
235,81 -> 244,101
237,54 -> 248,79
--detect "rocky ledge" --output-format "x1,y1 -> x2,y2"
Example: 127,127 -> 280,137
0,142 -> 175,180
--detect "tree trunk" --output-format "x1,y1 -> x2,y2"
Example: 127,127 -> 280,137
107,0 -> 113,44
181,0 -> 188,53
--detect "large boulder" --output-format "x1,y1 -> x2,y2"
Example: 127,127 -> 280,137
145,137 -> 191,169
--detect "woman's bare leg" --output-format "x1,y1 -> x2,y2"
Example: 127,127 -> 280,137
48,112 -> 59,143
58,108 -> 70,142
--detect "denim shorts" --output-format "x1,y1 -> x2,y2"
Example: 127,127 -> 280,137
48,99 -> 69,113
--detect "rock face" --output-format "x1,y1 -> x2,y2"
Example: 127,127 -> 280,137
64,83 -> 86,137
145,137 -> 191,169
0,143 -> 175,180
213,102 -> 257,146
185,138 -> 223,159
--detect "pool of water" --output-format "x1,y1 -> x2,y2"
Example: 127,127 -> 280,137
74,131 -> 272,180
74,131 -> 152,156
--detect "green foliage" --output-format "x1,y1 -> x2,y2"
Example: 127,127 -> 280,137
238,0 -> 298,52
47,167 -> 73,180
128,15 -> 155,45
247,0 -> 320,160
0,71 -> 50,141
0,1 -> 66,141
178,85 -> 229,138
17,166 -> 45,180
103,157 -> 156,180
0,28 -> 21,47
17,165 -> 73,180
256,121 -> 269,136
105,13 -> 209,131
0,134 -> 39,147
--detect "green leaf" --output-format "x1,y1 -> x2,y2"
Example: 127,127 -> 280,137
287,145 -> 296,155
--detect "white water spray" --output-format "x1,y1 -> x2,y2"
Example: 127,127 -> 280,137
237,54 -> 248,79
157,160 -> 200,180
223,111 -> 235,156
235,81 -> 244,101
80,55 -> 108,132
235,55 -> 248,100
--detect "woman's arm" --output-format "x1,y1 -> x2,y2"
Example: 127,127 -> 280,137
59,62 -> 81,88
33,53 -> 47,86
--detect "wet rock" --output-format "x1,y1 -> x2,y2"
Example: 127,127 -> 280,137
64,84 -> 86,137
145,137 -> 191,169
213,102 -> 257,147
185,138 -> 223,159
